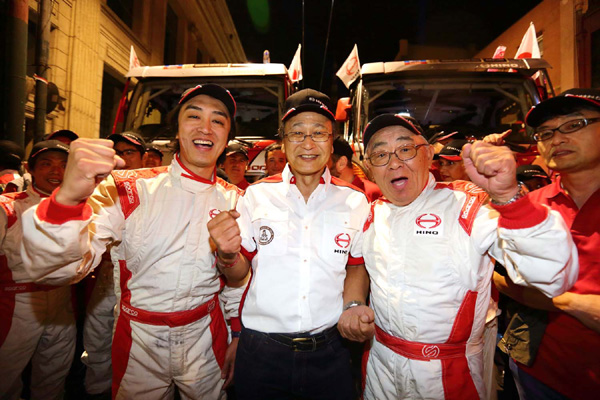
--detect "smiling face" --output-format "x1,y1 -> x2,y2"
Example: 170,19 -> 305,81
281,112 -> 333,179
536,110 -> 600,174
266,149 -> 286,176
177,94 -> 231,179
27,150 -> 68,194
223,153 -> 248,184
365,125 -> 434,207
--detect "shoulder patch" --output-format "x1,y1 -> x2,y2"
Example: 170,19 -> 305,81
0,192 -> 28,229
112,168 -> 167,219
434,181 -> 489,235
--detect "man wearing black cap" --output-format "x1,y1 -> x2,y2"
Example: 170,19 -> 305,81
45,129 -> 79,144
20,84 -> 248,399
0,140 -> 75,399
143,145 -> 164,168
493,89 -> 600,399
108,131 -> 146,170
209,88 -> 370,399
222,143 -> 250,189
0,140 -> 25,194
337,113 -> 577,400
516,164 -> 551,191
436,139 -> 470,182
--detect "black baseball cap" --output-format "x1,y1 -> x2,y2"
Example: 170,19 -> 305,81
0,140 -> 25,170
362,114 -> 424,148
178,84 -> 236,119
434,139 -> 468,161
225,143 -> 249,160
28,140 -> 69,165
516,164 -> 551,182
282,89 -> 335,122
146,145 -> 164,159
108,131 -> 146,153
526,88 -> 600,128
45,129 -> 79,142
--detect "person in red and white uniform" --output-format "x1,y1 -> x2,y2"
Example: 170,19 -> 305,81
20,84 -> 249,400
337,114 -> 578,400
495,88 -> 600,399
0,140 -> 74,400
221,143 -> 250,190
0,140 -> 25,194
208,89 -> 371,399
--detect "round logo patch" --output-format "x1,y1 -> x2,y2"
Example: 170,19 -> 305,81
258,226 -> 274,245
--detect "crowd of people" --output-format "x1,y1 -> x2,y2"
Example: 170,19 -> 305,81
0,83 -> 598,400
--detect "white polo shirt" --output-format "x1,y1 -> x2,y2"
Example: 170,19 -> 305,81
238,165 -> 370,334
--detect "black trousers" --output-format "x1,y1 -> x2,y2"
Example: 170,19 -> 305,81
234,327 -> 356,400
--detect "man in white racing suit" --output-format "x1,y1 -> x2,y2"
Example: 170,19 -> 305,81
0,140 -> 74,400
20,84 -> 249,400
337,114 -> 578,400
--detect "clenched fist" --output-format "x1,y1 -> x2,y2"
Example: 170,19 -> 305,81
55,139 -> 125,205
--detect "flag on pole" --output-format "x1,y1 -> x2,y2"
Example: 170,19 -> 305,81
515,22 -> 541,59
492,45 -> 507,59
336,44 -> 361,89
288,44 -> 303,83
129,46 -> 141,71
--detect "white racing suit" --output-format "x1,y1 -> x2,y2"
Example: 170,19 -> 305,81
20,157 -> 245,400
361,176 -> 578,400
0,187 -> 76,400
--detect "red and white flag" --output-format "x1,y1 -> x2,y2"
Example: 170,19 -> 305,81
492,45 -> 506,59
515,22 -> 541,59
288,44 -> 303,83
129,45 -> 141,71
336,44 -> 361,89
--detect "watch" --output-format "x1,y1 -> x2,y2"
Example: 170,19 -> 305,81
491,181 -> 529,206
343,300 -> 365,311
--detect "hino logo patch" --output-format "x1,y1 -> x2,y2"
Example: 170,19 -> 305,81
258,226 -> 274,245
414,213 -> 443,236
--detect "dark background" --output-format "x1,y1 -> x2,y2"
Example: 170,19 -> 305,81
227,0 -> 543,94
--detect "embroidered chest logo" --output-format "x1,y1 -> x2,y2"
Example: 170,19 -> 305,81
414,213 -> 443,236
258,226 -> 274,245
334,233 -> 351,255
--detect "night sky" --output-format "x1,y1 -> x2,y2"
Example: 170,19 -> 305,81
226,0 -> 542,94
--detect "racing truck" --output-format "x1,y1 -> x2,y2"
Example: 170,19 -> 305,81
115,61 -> 295,180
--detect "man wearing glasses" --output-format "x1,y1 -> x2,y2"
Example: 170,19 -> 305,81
208,89 -> 370,399
108,132 -> 146,170
337,113 -> 578,399
494,89 -> 600,399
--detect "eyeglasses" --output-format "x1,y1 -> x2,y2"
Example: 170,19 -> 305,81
284,131 -> 332,143
532,117 -> 600,142
116,149 -> 139,157
367,144 -> 429,167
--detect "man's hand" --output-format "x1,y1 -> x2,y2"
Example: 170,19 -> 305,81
462,141 -> 518,203
55,139 -> 125,206
221,337 -> 238,389
208,210 -> 242,262
555,293 -> 600,333
338,305 -> 375,342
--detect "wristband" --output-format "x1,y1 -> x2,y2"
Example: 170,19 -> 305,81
216,252 -> 240,269
343,300 -> 365,311
231,330 -> 241,338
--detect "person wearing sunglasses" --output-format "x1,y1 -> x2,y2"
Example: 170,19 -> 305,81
338,113 -> 578,400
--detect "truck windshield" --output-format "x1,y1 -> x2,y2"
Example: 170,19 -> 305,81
125,77 -> 286,142
361,75 -> 538,143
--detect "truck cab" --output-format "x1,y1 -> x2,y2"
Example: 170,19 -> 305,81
118,62 -> 294,179
337,58 -> 555,164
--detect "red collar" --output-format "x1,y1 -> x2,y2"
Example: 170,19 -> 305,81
175,153 -> 216,185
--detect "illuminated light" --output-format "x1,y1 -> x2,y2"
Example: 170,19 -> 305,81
247,0 -> 270,34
